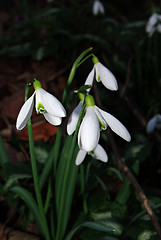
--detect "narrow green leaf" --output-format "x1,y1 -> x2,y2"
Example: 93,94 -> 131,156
11,186 -> 44,235
65,221 -> 115,240
55,135 -> 79,238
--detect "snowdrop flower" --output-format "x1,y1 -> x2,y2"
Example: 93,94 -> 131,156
85,56 -> 118,91
68,94 -> 131,152
93,0 -> 105,16
146,114 -> 161,133
16,80 -> 66,130
76,144 -> 108,165
146,13 -> 161,37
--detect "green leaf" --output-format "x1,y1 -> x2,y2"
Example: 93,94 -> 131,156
65,221 -> 115,240
55,135 -> 79,238
11,186 -> 44,235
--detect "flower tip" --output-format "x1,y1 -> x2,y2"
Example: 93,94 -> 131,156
126,133 -> 131,142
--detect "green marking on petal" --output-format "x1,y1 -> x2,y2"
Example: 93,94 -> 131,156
99,120 -> 106,130
88,150 -> 94,155
97,75 -> 101,82
37,102 -> 45,114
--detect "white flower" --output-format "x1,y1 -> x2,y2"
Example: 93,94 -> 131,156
85,62 -> 118,91
78,105 -> 131,151
146,114 -> 161,133
93,0 -> 105,16
16,84 -> 66,130
67,95 -> 131,152
76,144 -> 108,165
146,13 -> 161,37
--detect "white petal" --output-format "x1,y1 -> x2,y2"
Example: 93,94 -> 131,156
43,112 -> 62,126
78,106 -> 100,152
93,0 -> 105,15
16,93 -> 35,130
91,144 -> 108,162
67,101 -> 83,135
95,62 -> 118,91
156,114 -> 161,129
94,107 -> 107,130
84,68 -> 94,92
157,24 -> 161,33
146,115 -> 158,133
37,88 -> 66,117
146,13 -> 158,33
148,26 -> 156,37
76,150 -> 87,165
97,107 -> 131,142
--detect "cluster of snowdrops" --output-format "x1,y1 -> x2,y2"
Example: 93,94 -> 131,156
16,55 -> 131,165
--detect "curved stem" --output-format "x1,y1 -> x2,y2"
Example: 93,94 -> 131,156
28,120 -> 50,240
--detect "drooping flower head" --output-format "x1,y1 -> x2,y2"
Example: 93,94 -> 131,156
93,0 -> 105,16
16,79 -> 66,130
67,93 -> 131,154
85,56 -> 118,91
146,13 -> 161,37
146,114 -> 161,133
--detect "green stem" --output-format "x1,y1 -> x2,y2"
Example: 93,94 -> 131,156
77,54 -> 94,68
80,165 -> 88,214
55,102 -> 86,240
44,177 -> 52,214
62,47 -> 92,104
28,120 -> 50,240
53,47 -> 93,174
